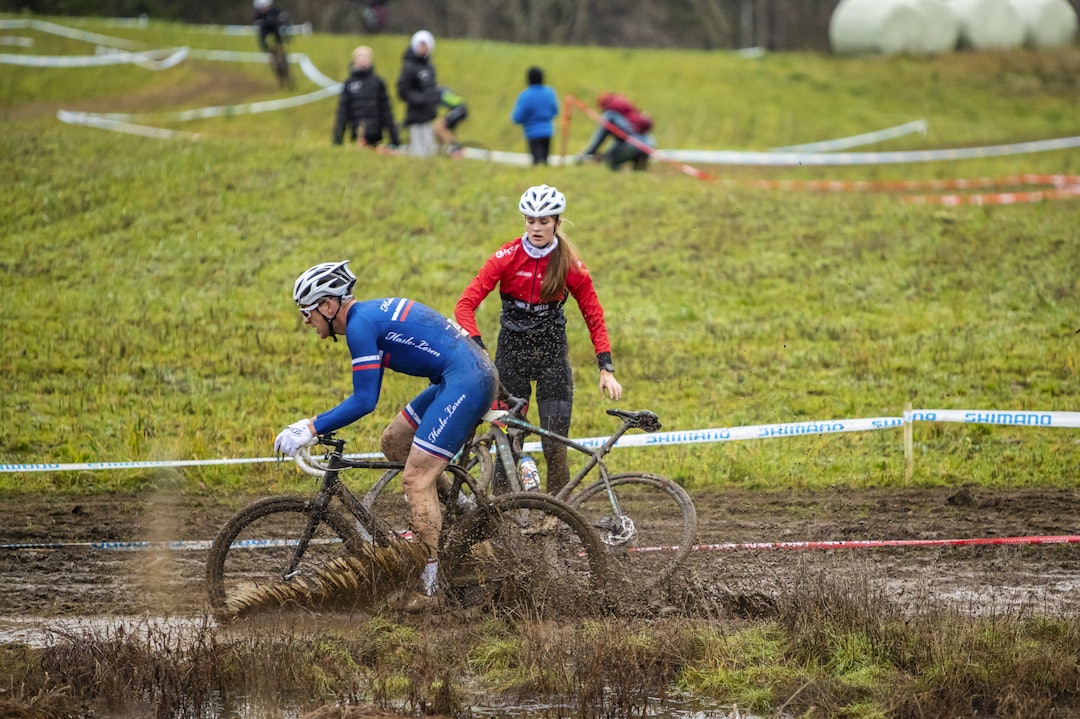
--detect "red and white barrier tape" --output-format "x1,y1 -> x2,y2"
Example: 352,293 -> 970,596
627,534 -> 1080,554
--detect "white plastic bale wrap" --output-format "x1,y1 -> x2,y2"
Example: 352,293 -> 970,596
1009,0 -> 1079,48
944,0 -> 1026,49
830,0 -> 958,55
830,0 -> 924,54
908,0 -> 961,53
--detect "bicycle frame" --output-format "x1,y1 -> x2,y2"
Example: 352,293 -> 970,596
482,410 -> 646,511
286,437 -> 401,578
294,435 -> 491,552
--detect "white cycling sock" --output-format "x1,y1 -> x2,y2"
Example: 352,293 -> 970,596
456,492 -> 475,509
421,559 -> 439,596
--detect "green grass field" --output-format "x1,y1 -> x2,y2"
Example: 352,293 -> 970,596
2,15 -> 1079,494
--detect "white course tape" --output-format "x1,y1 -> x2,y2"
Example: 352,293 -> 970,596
770,119 -> 928,153
0,18 -> 143,49
88,82 -> 339,122
904,409 -> 1080,428
184,21 -> 312,36
520,416 -> 904,454
659,135 -> 1080,166
56,110 -> 201,140
0,45 -> 187,68
460,120 -> 933,168
3,409 -> 1076,474
100,45 -> 189,71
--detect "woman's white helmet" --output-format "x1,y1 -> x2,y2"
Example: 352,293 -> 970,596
293,261 -> 357,306
518,184 -> 566,217
253,0 -> 272,9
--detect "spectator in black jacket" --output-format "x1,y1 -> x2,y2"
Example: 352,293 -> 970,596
333,46 -> 400,149
396,30 -> 441,157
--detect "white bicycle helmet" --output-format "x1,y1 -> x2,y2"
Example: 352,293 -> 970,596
293,261 -> 357,306
254,0 -> 272,9
518,184 -> 566,217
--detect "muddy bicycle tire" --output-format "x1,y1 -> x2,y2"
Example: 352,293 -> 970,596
569,473 -> 697,592
442,492 -> 611,617
206,495 -> 378,619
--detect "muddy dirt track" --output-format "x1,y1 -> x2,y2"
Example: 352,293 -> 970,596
2,485 -> 1078,621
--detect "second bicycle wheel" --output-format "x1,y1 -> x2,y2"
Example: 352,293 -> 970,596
569,473 -> 697,593
206,496 -> 424,620
444,492 -> 610,618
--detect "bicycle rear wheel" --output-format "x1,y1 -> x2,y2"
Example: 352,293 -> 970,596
443,492 -> 610,618
569,473 -> 697,593
206,496 -> 422,620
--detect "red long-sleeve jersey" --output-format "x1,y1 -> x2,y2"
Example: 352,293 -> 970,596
455,237 -> 612,357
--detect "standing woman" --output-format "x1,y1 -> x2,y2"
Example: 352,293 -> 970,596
455,185 -> 623,495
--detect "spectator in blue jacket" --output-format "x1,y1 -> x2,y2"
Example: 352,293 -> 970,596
511,66 -> 559,165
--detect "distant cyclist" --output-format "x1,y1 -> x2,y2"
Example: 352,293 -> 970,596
273,261 -> 498,610
253,0 -> 289,54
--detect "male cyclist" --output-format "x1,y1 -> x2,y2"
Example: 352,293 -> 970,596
253,0 -> 289,54
273,261 -> 498,609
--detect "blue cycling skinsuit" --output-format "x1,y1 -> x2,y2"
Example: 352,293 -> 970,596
312,298 -> 498,461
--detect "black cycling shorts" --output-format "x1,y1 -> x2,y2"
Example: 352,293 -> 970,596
494,327 -> 573,405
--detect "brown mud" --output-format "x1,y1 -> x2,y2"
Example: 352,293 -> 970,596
1,485 -> 1078,620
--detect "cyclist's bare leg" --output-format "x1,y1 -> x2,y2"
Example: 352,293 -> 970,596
401,447 -> 448,602
383,414 -> 455,499
381,413 -> 415,462
384,415 -> 448,555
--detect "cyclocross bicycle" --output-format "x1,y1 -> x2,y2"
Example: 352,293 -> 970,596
362,399 -> 697,594
205,432 -> 608,620
266,38 -> 293,89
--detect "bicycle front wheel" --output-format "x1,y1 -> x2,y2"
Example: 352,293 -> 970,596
444,492 -> 610,618
206,496 -> 421,620
570,473 -> 697,593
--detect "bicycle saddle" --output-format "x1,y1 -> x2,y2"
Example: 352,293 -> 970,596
606,409 -> 662,432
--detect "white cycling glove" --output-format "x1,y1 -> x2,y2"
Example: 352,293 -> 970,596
274,419 -> 315,457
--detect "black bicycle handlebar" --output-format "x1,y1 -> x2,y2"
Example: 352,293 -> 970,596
316,433 -> 345,453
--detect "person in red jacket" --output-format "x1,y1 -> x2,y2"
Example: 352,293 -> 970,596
455,185 -> 623,494
578,91 -> 655,171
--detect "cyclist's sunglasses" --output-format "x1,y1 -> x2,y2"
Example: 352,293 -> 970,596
299,300 -> 323,319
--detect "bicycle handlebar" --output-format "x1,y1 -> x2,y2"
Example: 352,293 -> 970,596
294,443 -> 326,476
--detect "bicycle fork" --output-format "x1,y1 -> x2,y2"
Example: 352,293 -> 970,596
283,467 -> 341,581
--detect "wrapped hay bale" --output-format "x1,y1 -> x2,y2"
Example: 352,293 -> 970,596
830,0 -> 958,55
909,0 -> 962,52
1009,0 -> 1078,48
830,0 -> 925,54
945,0 -> 1026,49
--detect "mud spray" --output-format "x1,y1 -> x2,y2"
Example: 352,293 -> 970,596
226,541 -> 429,618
